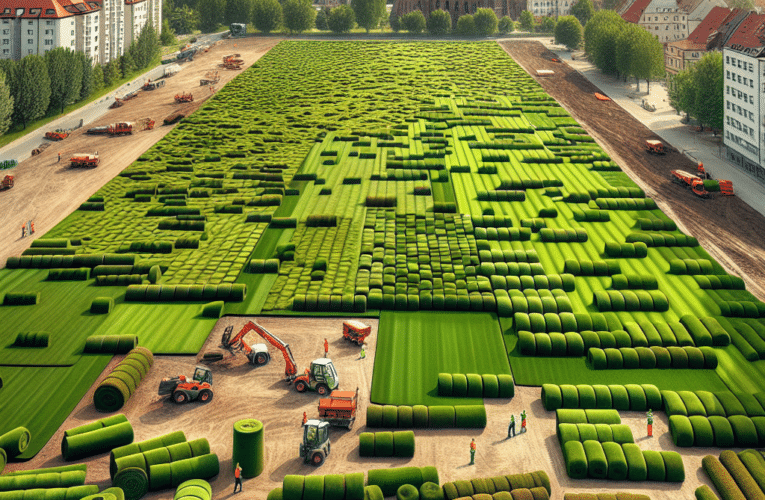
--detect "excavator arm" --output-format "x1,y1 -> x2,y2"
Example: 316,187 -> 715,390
224,321 -> 298,379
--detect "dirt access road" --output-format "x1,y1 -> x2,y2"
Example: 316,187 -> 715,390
501,41 -> 765,302
0,36 -> 280,267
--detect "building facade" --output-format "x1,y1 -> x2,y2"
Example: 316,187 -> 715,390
723,13 -> 765,185
529,0 -> 572,18
664,6 -> 737,74
391,0 -> 526,25
623,0 -> 725,42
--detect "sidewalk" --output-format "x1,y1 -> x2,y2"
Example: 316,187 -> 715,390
541,39 -> 765,218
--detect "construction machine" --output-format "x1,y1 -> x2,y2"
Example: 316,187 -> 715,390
175,92 -> 194,104
1,174 -> 13,190
177,47 -> 197,63
87,119 -> 154,136
342,321 -> 371,345
645,139 -> 665,155
200,71 -> 220,86
229,23 -> 247,37
158,365 -> 214,404
671,170 -> 709,198
318,389 -> 358,429
142,80 -> 165,91
45,130 -> 69,141
70,153 -> 99,168
221,54 -> 243,70
299,420 -> 331,466
210,321 -> 340,395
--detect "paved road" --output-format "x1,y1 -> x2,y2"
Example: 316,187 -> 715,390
540,39 -> 765,218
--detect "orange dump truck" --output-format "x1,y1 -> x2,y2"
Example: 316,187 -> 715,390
70,153 -> 99,168
318,389 -> 358,429
342,320 -> 371,345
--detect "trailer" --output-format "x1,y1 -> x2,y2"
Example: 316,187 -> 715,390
174,92 -> 193,104
45,131 -> 69,141
143,80 -> 166,91
87,122 -> 134,136
70,153 -> 99,168
342,321 -> 371,345
318,389 -> 358,429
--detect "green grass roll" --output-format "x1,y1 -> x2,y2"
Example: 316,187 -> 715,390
283,475 -> 304,500
62,421 -> 134,461
162,454 -> 219,489
0,448 -> 5,474
345,472 -> 364,500
542,384 -> 562,411
437,374 -> 453,396
564,441 -> 587,479
454,406 -> 487,428
623,443 -> 647,481
111,432 -> 186,478
0,427 -> 31,458
374,432 -> 394,457
0,469 -> 86,491
359,433 -> 375,457
428,406 -> 454,428
661,451 -> 685,482
367,467 -> 424,497
303,475 -> 324,500
364,485 -> 384,500
583,440 -> 607,479
174,479 -> 211,500
419,482 -> 442,500
602,442 -> 627,480
233,419 -> 264,479
642,450 -> 665,481
393,431 -> 415,458
114,467 -> 149,500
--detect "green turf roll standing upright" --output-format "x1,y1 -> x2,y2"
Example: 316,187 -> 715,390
0,427 -> 31,459
113,467 -> 149,500
233,419 -> 264,479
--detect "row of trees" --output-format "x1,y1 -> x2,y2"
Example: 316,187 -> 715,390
584,10 -> 664,91
0,22 -> 160,136
668,52 -> 723,131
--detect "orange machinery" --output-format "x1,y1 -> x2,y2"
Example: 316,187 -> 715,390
318,388 -> 358,429
1,174 -> 13,189
671,170 -> 709,198
70,153 -> 99,168
342,320 -> 371,345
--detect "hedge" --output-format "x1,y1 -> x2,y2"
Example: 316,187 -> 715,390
703,454 -> 746,500
93,347 -> 154,412
589,347 -> 713,370
642,450 -> 665,482
46,268 -> 91,280
738,449 -> 765,494
3,292 -> 40,306
90,297 -> 115,314
661,451 -> 686,482
583,440 -> 607,479
61,414 -> 134,461
669,415 -> 694,447
442,471 -> 549,500
84,336 -> 139,354
695,485 -> 719,500
437,373 -> 514,398
564,441 -> 587,479
12,332 -> 49,348
366,405 -> 486,428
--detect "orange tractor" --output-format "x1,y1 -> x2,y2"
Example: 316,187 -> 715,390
342,321 -> 371,345
174,92 -> 194,104
318,388 -> 359,429
158,365 -> 213,404
70,153 -> 99,168
645,139 -> 665,155
671,170 -> 709,198
1,174 -> 13,190
45,130 -> 69,141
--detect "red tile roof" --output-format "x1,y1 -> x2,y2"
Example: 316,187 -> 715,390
622,0 -> 653,24
725,11 -> 765,52
669,6 -> 738,49
0,0 -> 73,18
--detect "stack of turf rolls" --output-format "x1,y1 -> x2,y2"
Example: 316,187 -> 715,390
0,464 -> 87,491
112,436 -> 217,500
274,472 -> 366,500
541,384 -> 662,412
174,480 -> 211,500
359,431 -> 415,458
367,466 -> 439,497
0,427 -> 31,465
232,419 -> 264,479
366,405 -> 487,428
587,346 -> 717,370
556,410 -> 684,482
441,470 -> 551,500
93,347 -> 153,412
0,485 -> 99,500
12,332 -> 49,348
700,452 -> 761,500
563,494 -> 649,500
61,415 -> 134,461
437,373 -> 515,398
84,336 -> 138,354
110,431 -> 187,478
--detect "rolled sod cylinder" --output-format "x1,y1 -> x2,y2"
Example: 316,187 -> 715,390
419,482 -> 442,500
94,348 -> 154,413
0,427 -> 31,459
3,464 -> 87,476
113,467 -> 149,500
0,485 -> 100,500
62,415 -> 134,461
84,336 -> 138,354
81,487 -> 125,500
0,469 -> 86,490
113,438 -> 210,481
149,453 -> 220,490
0,449 -> 5,474
233,419 -> 264,479
266,488 -> 283,500
367,466 -> 425,497
110,431 -> 187,478
174,479 -> 211,500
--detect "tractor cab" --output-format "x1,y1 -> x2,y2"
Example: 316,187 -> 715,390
311,359 -> 339,391
192,365 -> 213,385
300,420 -> 330,466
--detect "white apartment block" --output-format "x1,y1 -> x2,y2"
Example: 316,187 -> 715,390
529,0 -> 572,18
723,14 -> 765,185
0,0 -> 159,64
627,0 -> 725,42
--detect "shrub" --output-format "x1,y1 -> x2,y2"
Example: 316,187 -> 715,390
400,10 -> 426,33
622,443 -> 647,481
602,441 -> 627,480
456,14 -> 475,35
327,4 -> 355,33
729,415 -> 759,447
90,297 -> 114,314
669,415 -> 694,447
643,450 -> 665,481
542,384 -> 562,411
427,9 -> 451,34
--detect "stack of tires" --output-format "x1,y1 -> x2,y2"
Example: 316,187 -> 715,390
93,347 -> 154,412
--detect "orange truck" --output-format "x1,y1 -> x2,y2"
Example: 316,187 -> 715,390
342,321 -> 371,345
70,153 -> 99,168
645,139 -> 665,155
318,389 -> 358,429
671,170 -> 708,198
45,131 -> 69,141
174,92 -> 194,103
1,174 -> 13,190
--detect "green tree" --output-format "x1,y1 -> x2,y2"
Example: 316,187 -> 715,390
555,16 -> 582,50
728,0 -> 754,9
474,8 -> 498,35
103,59 -> 120,86
390,11 -> 400,32
570,0 -> 594,27
668,68 -> 694,119
78,52 -> 92,101
584,10 -> 625,75
519,10 -> 534,32
498,16 -> 514,34
540,16 -> 556,33
631,26 -> 664,92
351,0 -> 385,32
13,56 -> 50,128
602,0 -> 619,9
160,18 -> 176,45
225,0 -> 253,24
400,10 -> 426,33
119,52 -> 136,78
45,48 -> 68,115
282,0 -> 315,33
169,5 -> 199,34
198,0 -> 225,32
427,9 -> 451,35
691,52 -> 722,130
0,72 -> 13,135
91,63 -> 104,93
456,13 -> 475,35
327,4 -> 355,32
252,0 -> 282,33
133,21 -> 160,69
64,49 -> 83,110
614,21 -> 638,80
315,8 -> 329,30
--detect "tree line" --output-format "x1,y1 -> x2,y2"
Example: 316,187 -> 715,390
668,52 -> 722,131
0,22 -> 160,136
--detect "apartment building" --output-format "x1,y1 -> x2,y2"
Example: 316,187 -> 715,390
664,6 -> 738,74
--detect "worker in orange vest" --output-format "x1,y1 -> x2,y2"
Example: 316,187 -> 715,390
469,438 -> 476,465
324,338 -> 329,357
233,463 -> 242,493
647,409 -> 654,437
302,412 -> 307,425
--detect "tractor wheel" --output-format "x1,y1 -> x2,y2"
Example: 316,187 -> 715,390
173,391 -> 188,404
316,384 -> 329,396
311,452 -> 325,466
199,389 -> 213,403
295,380 -> 308,393
255,353 -> 268,365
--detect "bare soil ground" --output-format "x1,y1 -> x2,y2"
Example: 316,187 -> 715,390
0,36 -> 280,268
501,41 -> 765,302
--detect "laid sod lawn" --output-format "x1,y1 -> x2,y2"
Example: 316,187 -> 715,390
371,311 -> 511,406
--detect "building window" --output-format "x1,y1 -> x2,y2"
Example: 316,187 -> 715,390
749,62 -> 753,72
71,30 -> 74,35
27,39 -> 33,44
1,49 -> 7,54
27,20 -> 32,25
726,55 -> 729,64
1,30 -> 6,35
2,39 -> 7,45
46,20 -> 53,25
27,29 -> 33,35
70,40 -> 74,45
46,9 -> 54,14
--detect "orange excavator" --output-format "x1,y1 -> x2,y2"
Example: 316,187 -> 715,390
210,321 -> 340,395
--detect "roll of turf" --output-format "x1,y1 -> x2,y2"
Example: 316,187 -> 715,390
62,420 -> 134,461
542,385 -> 562,411
602,442 -> 627,480
165,454 -> 219,488
623,443 -> 647,481
94,348 -> 153,413
346,472 -> 365,500
84,336 -> 138,354
282,475 -> 304,500
4,464 -> 87,476
233,419 -> 264,479
113,467 -> 149,500
323,474 -> 345,500
359,433 -> 375,457
80,487 -> 124,500
393,431 -> 415,458
111,431 -> 187,478
396,484 -> 418,500
0,448 -> 5,474
364,485 -> 384,500
174,479 -> 211,500
583,440 -> 607,479
0,427 -> 31,458
0,485 -> 100,500
563,441 -> 587,479
661,451 -> 685,482
374,432 -> 394,457
0,470 -> 86,490
303,475 -> 323,500
419,482 -> 442,500
367,467 -> 424,497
